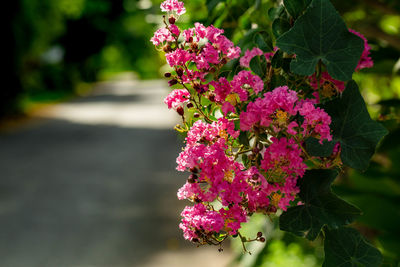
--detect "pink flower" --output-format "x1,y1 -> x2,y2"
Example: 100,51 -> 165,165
297,100 -> 332,143
201,43 -> 220,65
231,70 -> 264,100
150,28 -> 174,46
221,102 -> 235,115
179,204 -> 225,240
349,29 -> 373,70
183,28 -> 194,42
165,48 -> 191,67
240,47 -> 263,68
227,46 -> 241,59
240,47 -> 278,68
205,25 -> 224,43
239,86 -> 297,131
164,89 -> 190,110
194,22 -> 207,39
209,77 -> 232,103
219,204 -> 247,235
261,137 -> 307,179
169,24 -> 180,36
160,0 -> 186,15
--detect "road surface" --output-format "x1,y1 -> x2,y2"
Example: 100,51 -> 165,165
0,79 -> 233,267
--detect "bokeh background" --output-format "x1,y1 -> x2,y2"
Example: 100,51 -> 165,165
0,0 -> 399,266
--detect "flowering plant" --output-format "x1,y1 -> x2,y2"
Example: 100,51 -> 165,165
152,0 -> 387,265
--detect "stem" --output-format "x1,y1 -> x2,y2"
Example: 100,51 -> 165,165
237,232 -> 251,255
181,82 -> 213,123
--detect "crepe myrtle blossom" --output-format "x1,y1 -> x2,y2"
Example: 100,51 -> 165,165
160,0 -> 186,15
151,0 -> 358,250
240,47 -> 278,68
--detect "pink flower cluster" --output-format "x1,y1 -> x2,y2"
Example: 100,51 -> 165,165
160,0 -> 186,15
164,89 -> 190,110
239,86 -> 331,143
209,71 -> 264,115
152,0 -> 344,247
240,47 -> 277,68
175,115 -> 312,241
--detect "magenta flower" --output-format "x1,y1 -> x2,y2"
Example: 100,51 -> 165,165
160,0 -> 186,15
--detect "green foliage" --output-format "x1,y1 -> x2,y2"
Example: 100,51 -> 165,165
277,0 -> 364,81
323,227 -> 382,267
279,170 -> 361,241
283,0 -> 311,19
254,32 -> 274,52
250,56 -> 267,79
321,81 -> 388,171
206,0 -> 399,265
305,138 -> 335,157
272,18 -> 291,38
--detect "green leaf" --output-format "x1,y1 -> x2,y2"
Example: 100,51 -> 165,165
268,5 -> 284,21
279,169 -> 361,240
271,50 -> 284,68
305,137 -> 335,157
272,18 -> 291,38
276,0 -> 364,81
323,227 -> 382,267
206,0 -> 223,15
322,81 -> 388,171
250,56 -> 264,78
253,32 -> 273,52
284,0 -> 311,18
239,131 -> 250,147
270,74 -> 287,89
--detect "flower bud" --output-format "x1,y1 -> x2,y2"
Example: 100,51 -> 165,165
194,113 -> 200,118
257,232 -> 262,238
177,106 -> 184,116
168,16 -> 176,25
190,42 -> 198,51
164,72 -> 172,78
168,79 -> 178,86
176,68 -> 184,76
163,45 -> 172,53
267,206 -> 277,213
208,94 -> 215,102
187,102 -> 194,108
259,237 -> 266,242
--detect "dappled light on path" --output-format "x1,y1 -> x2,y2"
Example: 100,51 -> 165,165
0,80 -> 233,267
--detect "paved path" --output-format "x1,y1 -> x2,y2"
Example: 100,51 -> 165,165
0,80 -> 233,267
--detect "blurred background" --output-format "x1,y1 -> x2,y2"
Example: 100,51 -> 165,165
0,0 -> 399,266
